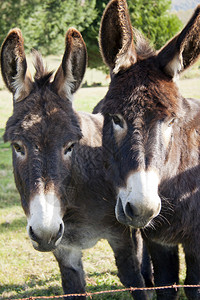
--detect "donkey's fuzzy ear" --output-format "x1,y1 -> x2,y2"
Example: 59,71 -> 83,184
0,28 -> 32,102
158,5 -> 200,78
100,0 -> 137,74
53,28 -> 87,101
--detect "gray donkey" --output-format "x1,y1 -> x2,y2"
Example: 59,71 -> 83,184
1,27 -> 153,299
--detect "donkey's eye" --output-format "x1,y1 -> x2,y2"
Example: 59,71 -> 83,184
112,115 -> 121,125
168,118 -> 175,127
112,115 -> 123,128
13,143 -> 25,156
64,143 -> 75,155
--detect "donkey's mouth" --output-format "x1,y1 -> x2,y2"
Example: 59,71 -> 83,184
28,223 -> 64,252
32,243 -> 57,252
31,237 -> 62,252
115,197 -> 152,228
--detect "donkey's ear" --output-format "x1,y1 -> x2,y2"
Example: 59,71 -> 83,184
0,28 -> 32,102
53,28 -> 87,101
100,0 -> 137,74
158,5 -> 200,78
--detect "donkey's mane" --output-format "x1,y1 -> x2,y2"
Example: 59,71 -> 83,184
133,28 -> 156,59
32,50 -> 54,87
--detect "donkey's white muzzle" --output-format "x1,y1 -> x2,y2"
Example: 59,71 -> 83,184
27,192 -> 64,252
116,169 -> 161,228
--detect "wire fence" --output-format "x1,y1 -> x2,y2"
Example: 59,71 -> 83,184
9,284 -> 200,300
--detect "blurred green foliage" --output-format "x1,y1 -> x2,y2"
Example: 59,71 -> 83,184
128,0 -> 182,49
0,0 -> 97,54
0,0 -> 182,69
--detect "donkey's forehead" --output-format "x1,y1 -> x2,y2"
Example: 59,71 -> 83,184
22,113 -> 42,130
5,89 -> 82,143
18,87 -> 73,116
18,91 -> 72,123
103,60 -> 180,117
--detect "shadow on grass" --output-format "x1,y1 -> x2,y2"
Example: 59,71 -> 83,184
0,128 -> 22,209
0,216 -> 26,233
0,270 -> 134,300
0,284 -> 62,300
0,274 -> 61,299
0,282 -> 133,300
0,128 -> 7,145
1,276 -> 188,300
87,271 -> 118,277
0,269 -> 187,299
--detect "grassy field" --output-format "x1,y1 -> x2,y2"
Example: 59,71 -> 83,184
0,57 -> 200,300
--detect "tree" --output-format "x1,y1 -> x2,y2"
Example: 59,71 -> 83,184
82,0 -> 107,69
128,0 -> 183,50
0,0 -> 96,55
82,0 -> 182,69
19,0 -> 97,55
0,0 -> 22,44
0,0 -> 182,69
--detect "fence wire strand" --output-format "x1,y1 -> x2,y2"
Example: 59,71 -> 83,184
9,284 -> 200,300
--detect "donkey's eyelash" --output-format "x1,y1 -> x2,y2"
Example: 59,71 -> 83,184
113,115 -> 121,125
64,144 -> 74,154
12,143 -> 25,155
63,142 -> 76,156
168,118 -> 175,127
110,114 -> 124,128
35,145 -> 40,151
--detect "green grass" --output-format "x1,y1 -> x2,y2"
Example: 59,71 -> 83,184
0,58 -> 200,299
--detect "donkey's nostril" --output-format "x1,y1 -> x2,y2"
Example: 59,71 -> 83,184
125,202 -> 139,220
28,222 -> 64,251
55,223 -> 64,244
29,226 -> 40,243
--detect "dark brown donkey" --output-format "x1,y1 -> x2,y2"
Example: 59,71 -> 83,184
98,0 -> 200,299
1,28 -> 153,299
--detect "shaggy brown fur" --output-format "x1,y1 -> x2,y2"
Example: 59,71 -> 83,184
97,0 -> 200,299
1,27 -> 153,299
